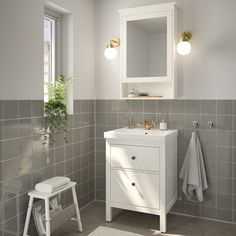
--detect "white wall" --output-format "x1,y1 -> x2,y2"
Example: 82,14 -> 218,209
0,0 -> 44,100
1,0 -> 236,100
0,0 -> 95,100
45,0 -> 95,99
95,0 -> 236,99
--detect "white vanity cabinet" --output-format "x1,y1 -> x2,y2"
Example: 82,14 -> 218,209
104,128 -> 178,233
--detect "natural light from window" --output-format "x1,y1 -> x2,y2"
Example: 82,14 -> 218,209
44,16 -> 55,102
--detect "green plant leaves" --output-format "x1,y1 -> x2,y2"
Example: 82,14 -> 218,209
44,75 -> 70,144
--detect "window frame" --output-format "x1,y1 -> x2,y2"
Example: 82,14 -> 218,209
44,8 -> 63,101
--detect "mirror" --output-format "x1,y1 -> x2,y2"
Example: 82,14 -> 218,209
127,17 -> 167,78
120,2 -> 177,98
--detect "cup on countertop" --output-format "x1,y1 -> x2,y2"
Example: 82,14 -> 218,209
160,122 -> 167,131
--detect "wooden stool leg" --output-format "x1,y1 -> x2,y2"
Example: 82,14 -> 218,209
23,196 -> 34,236
45,198 -> 51,236
72,186 -> 83,232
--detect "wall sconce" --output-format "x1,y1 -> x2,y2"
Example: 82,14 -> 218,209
177,31 -> 192,56
104,38 -> 120,60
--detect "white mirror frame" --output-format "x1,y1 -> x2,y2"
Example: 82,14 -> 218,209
119,3 -> 177,84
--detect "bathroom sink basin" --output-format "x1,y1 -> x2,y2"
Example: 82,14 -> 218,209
104,127 -> 178,141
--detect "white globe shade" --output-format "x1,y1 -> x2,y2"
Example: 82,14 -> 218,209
104,47 -> 118,60
177,41 -> 191,56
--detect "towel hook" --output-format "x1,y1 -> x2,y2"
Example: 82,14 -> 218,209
208,121 -> 215,129
192,120 -> 200,129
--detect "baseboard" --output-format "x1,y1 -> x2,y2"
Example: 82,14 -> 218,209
93,199 -> 236,225
169,212 -> 236,225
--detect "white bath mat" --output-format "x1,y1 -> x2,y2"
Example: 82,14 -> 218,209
88,226 -> 144,236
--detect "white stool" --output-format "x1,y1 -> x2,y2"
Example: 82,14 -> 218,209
23,182 -> 83,236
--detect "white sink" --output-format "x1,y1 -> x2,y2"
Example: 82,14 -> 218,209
104,127 -> 178,141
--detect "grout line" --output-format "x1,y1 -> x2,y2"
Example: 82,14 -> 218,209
216,100 -> 219,216
232,101 -> 234,221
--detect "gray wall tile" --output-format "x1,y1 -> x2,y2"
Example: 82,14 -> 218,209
184,203 -> 200,216
19,100 -> 31,118
96,113 -> 106,125
201,100 -> 216,114
201,206 -> 217,219
170,114 -> 185,129
201,191 -> 216,207
171,100 -> 185,114
217,177 -> 232,194
217,147 -> 232,162
202,145 -> 216,161
233,132 -> 236,147
217,100 -> 232,115
233,101 -> 236,115
119,113 -> 129,127
4,197 -> 17,221
82,100 -> 89,113
3,119 -> 18,139
217,131 -> 232,146
186,100 -> 201,114
143,100 -> 156,113
130,100 -> 143,113
200,114 -> 216,129
233,116 -> 236,131
0,142 -> 2,162
31,100 -> 43,117
74,100 -> 82,113
199,130 -> 217,145
217,208 -> 232,222
0,121 -> 2,141
217,193 -> 232,209
217,115 -> 232,130
119,100 -> 130,113
4,100 -> 18,119
3,139 -> 19,160
96,100 -> 106,113
0,101 -> 3,120
55,146 -> 65,163
107,100 -> 119,113
107,113 -> 118,126
156,100 -> 170,113
19,118 -> 32,137
217,162 -> 232,178
0,162 -> 3,182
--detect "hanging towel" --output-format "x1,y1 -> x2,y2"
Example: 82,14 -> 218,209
179,132 -> 208,202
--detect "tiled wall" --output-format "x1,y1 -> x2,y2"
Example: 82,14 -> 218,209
0,100 -> 94,235
0,98 -> 236,235
95,99 -> 236,223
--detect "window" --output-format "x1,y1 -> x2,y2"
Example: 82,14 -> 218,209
44,9 -> 62,102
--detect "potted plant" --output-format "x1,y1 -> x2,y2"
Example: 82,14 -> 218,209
42,75 -> 71,145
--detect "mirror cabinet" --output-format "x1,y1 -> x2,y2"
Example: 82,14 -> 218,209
119,2 -> 177,99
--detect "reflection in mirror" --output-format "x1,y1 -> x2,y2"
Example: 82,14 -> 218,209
127,17 -> 167,78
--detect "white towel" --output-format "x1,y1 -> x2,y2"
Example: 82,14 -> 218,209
179,132 -> 208,202
35,176 -> 71,193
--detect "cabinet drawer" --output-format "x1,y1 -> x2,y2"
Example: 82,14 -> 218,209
110,145 -> 159,172
110,170 -> 160,209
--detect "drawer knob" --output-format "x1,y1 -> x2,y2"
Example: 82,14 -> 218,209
132,182 -> 136,186
131,156 -> 136,160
